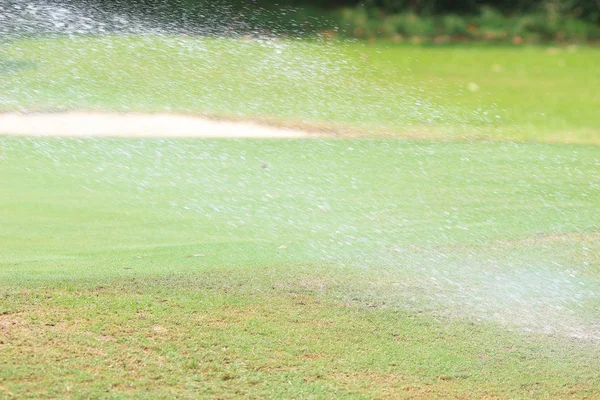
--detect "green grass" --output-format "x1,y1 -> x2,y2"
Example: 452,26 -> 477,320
1,36 -> 599,143
1,35 -> 600,398
1,138 -> 599,398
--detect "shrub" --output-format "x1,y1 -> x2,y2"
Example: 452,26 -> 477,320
335,4 -> 600,42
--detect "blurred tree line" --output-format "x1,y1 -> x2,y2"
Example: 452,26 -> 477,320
271,0 -> 599,23
88,0 -> 599,23
65,0 -> 599,41
320,0 -> 596,20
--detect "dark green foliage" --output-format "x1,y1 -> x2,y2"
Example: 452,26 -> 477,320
30,0 -> 600,41
254,0 -> 599,24
65,0 -> 599,25
335,5 -> 599,41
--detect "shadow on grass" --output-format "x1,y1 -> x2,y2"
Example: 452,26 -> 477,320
0,59 -> 38,74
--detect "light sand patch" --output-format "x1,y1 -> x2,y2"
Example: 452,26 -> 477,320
0,112 -> 312,138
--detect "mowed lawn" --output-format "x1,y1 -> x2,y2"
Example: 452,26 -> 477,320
1,36 -> 600,398
1,138 -> 599,398
1,36 -> 599,143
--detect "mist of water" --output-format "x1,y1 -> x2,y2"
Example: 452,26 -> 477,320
1,0 -> 598,344
1,0 -> 495,132
0,0 -> 293,36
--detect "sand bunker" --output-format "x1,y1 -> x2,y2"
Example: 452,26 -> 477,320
0,112 -> 311,138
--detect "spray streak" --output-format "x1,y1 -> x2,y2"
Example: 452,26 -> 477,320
2,137 -> 598,343
3,2 -> 594,343
1,0 -> 495,133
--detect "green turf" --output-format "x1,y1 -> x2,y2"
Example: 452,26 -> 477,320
1,34 -> 600,398
1,137 -> 599,398
1,36 -> 599,143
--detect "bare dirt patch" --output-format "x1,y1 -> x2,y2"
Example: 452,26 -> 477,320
0,313 -> 27,333
0,112 -> 313,138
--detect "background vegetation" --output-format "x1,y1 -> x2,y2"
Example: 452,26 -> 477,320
64,0 -> 600,42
